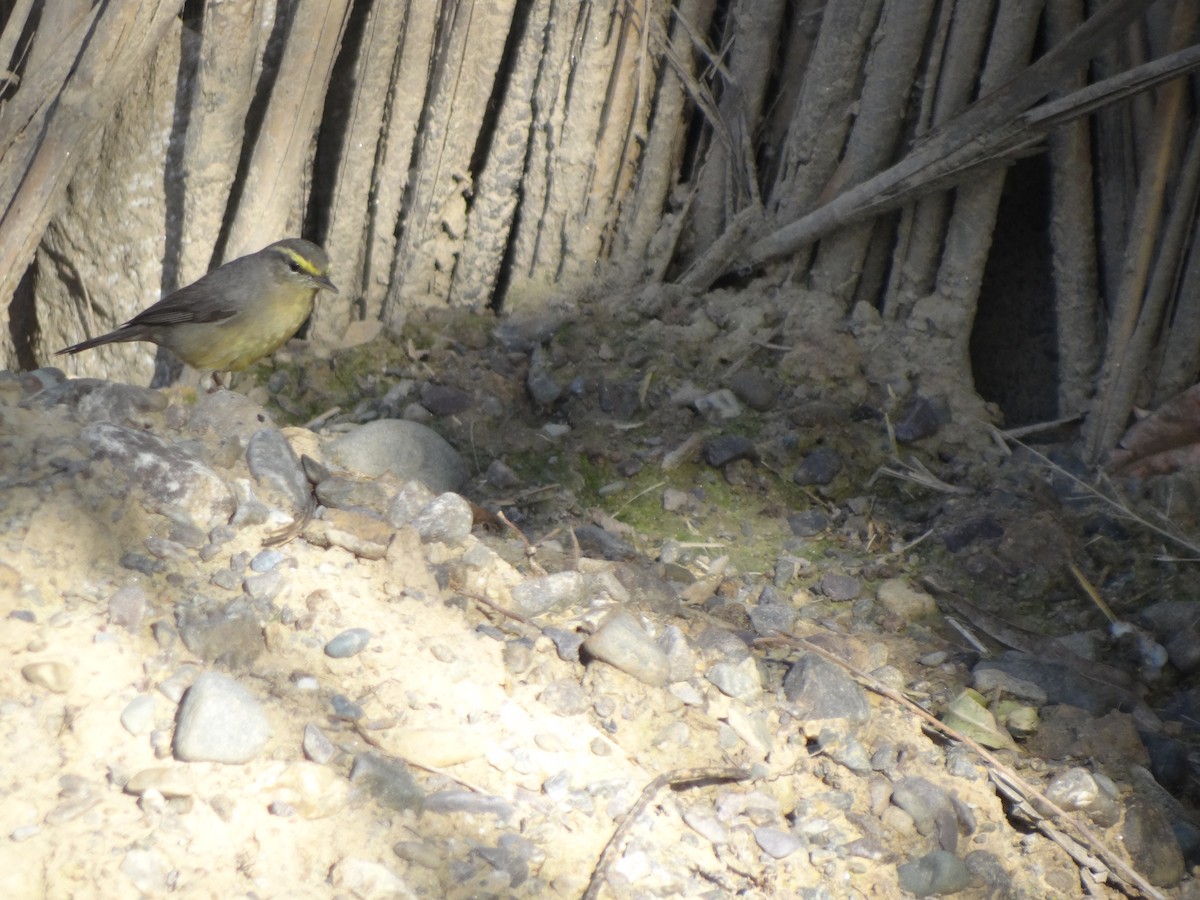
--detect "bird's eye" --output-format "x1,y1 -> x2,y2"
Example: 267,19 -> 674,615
288,259 -> 302,273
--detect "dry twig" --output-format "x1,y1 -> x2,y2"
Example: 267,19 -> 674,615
760,630 -> 1166,899
582,766 -> 753,900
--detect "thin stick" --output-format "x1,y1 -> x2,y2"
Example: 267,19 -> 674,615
582,766 -> 752,900
760,630 -> 1165,900
1068,562 -> 1118,624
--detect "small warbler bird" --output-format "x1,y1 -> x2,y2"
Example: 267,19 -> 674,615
57,238 -> 338,373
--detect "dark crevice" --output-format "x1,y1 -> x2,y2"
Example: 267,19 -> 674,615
306,0 -> 375,249
466,2 -> 531,183
211,3 -> 295,266
970,154 -> 1058,427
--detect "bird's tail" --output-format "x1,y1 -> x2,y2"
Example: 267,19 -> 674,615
57,329 -> 136,356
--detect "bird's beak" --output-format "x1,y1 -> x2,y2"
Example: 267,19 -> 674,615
316,274 -> 338,294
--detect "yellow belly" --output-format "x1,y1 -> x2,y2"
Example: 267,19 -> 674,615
157,291 -> 315,371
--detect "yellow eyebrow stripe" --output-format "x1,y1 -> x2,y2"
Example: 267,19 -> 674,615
281,247 -> 325,276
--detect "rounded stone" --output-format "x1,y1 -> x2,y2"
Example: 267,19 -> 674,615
325,628 -> 371,659
173,672 -> 271,764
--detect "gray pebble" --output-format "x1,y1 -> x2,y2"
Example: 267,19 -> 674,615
755,827 -> 804,859
539,679 -> 590,716
120,695 -> 157,736
21,661 -> 73,694
896,850 -> 970,897
250,549 -> 284,573
243,570 -> 282,602
682,806 -> 729,844
329,419 -> 468,494
24,378 -> 166,426
325,628 -> 371,658
303,723 -> 336,764
315,477 -> 391,516
177,600 -> 265,670
891,777 -> 962,853
572,524 -> 635,560
793,446 -> 843,486
173,672 -> 271,764
394,839 -> 442,869
144,536 -> 190,561
1122,798 -> 1185,888
510,571 -> 584,617
783,653 -> 871,724
386,480 -> 437,528
330,694 -> 365,721
816,727 -> 872,773
420,383 -> 473,416
726,369 -> 777,412
474,833 -> 532,887
120,552 -> 165,575
246,427 -> 311,527
749,598 -> 798,636
209,568 -> 240,591
527,345 -> 563,406
350,752 -> 425,813
658,625 -> 697,682
702,435 -> 758,468
425,790 -> 513,819
583,609 -> 670,687
788,509 -> 828,537
693,388 -> 742,421
485,459 -> 520,489
818,573 -> 861,601
542,626 -> 584,663
411,493 -> 474,545
1045,767 -> 1120,828
108,585 -> 147,631
894,394 -> 948,443
706,656 -> 762,702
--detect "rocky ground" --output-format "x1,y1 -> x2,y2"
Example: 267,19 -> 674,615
3,282 -> 1200,899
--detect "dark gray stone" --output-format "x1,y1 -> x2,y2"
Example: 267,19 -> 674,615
420,383 -> 473,416
702,435 -> 758,468
325,628 -> 371,658
425,790 -> 513,819
891,777 -> 962,853
783,653 -> 871,724
350,753 -> 425,814
787,509 -> 828,537
896,850 -> 971,897
793,446 -> 843,486
315,477 -> 390,517
177,600 -> 264,670
1123,798 -> 1185,887
894,394 -> 949,443
330,694 -> 365,721
818,573 -> 861,601
246,427 -> 311,521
